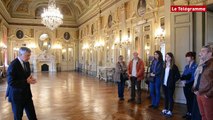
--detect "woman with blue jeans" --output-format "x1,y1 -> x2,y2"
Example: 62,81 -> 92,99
149,51 -> 163,109
114,55 -> 127,101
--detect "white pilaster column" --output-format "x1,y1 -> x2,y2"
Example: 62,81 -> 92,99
164,0 -> 172,52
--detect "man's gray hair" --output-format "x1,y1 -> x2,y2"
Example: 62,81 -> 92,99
203,42 -> 213,56
18,47 -> 31,56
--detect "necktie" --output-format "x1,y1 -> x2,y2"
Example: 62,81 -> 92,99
23,62 -> 28,72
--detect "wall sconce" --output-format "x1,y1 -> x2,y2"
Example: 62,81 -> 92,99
121,35 -> 131,45
0,42 -> 7,51
82,43 -> 90,50
94,41 -> 105,49
52,43 -> 62,49
68,48 -> 72,51
62,49 -> 66,53
144,43 -> 150,55
114,34 -> 131,48
43,42 -> 48,47
13,47 -> 19,51
111,45 -> 115,50
155,28 -> 165,44
28,43 -> 36,49
114,37 -> 120,47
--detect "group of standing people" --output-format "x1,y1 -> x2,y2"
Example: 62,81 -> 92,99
114,44 -> 213,120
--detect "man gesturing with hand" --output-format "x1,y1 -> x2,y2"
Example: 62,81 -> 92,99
27,75 -> 37,84
6,47 -> 37,120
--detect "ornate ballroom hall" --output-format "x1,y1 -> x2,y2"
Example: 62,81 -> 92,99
0,0 -> 213,119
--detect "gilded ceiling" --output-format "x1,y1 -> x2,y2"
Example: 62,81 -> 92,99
1,0 -> 98,20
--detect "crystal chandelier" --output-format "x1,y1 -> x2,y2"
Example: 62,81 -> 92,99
41,0 -> 63,30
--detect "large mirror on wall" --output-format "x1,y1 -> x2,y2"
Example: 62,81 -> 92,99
106,41 -> 112,64
38,33 -> 51,51
144,34 -> 151,66
62,48 -> 67,61
61,46 -> 74,62
68,47 -> 74,61
127,48 -> 131,63
89,50 -> 92,65
93,50 -> 96,65
135,37 -> 139,52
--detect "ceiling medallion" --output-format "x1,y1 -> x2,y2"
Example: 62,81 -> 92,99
41,0 -> 63,30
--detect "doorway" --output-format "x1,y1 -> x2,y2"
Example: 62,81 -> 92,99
41,64 -> 49,71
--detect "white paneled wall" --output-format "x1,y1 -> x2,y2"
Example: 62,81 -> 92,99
206,11 -> 213,44
171,12 -> 193,104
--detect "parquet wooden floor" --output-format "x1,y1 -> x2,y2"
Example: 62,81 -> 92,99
0,72 -> 186,120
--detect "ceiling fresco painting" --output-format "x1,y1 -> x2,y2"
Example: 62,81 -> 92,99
1,0 -> 93,21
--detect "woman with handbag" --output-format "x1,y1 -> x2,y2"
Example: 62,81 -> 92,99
161,52 -> 180,117
148,51 -> 164,109
114,55 -> 127,101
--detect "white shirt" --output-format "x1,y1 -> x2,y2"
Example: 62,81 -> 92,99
131,59 -> 138,77
18,57 -> 25,69
163,66 -> 170,86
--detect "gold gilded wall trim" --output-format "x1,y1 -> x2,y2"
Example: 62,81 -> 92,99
8,22 -> 78,28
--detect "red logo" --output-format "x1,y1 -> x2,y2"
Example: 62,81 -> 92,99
171,6 -> 206,12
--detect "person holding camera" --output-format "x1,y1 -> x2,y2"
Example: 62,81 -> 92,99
114,55 -> 127,101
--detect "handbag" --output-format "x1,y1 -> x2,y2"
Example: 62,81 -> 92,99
121,72 -> 129,81
145,61 -> 155,84
118,62 -> 128,81
148,75 -> 154,82
145,73 -> 155,84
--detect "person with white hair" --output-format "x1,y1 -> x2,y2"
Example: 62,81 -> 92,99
127,52 -> 145,104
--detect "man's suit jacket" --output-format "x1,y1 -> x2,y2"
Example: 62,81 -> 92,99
6,58 -> 32,102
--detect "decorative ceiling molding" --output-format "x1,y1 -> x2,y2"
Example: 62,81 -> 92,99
0,0 -> 100,26
1,0 -> 11,8
0,0 -> 166,27
0,0 -> 12,23
77,0 -> 123,26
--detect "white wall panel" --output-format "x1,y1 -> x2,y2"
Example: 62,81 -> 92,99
171,12 -> 193,104
206,11 -> 213,44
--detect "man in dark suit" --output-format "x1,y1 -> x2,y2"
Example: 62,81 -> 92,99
6,47 -> 37,120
